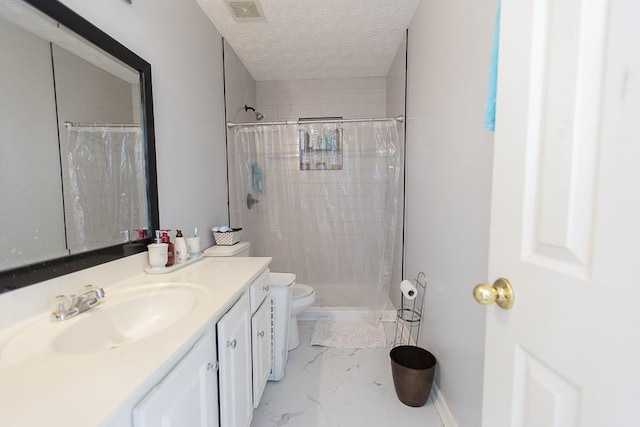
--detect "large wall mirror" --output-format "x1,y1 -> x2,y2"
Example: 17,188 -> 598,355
0,0 -> 159,291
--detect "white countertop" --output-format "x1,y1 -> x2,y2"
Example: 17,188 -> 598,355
0,256 -> 271,426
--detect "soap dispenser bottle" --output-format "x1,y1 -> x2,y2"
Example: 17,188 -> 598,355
174,229 -> 187,264
160,229 -> 175,266
147,230 -> 168,268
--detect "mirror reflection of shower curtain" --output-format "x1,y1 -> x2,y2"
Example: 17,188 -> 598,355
64,126 -> 148,253
230,121 -> 401,322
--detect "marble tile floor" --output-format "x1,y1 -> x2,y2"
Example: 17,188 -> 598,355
251,321 -> 443,427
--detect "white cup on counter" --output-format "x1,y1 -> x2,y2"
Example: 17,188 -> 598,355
185,237 -> 201,255
147,243 -> 168,268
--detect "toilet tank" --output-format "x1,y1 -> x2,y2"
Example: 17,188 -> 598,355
203,241 -> 251,257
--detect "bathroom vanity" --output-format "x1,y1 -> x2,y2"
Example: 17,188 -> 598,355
0,0 -> 273,423
0,254 -> 272,427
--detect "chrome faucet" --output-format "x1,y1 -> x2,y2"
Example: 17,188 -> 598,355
51,285 -> 105,321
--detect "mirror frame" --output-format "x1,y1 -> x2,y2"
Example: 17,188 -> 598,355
0,0 -> 159,292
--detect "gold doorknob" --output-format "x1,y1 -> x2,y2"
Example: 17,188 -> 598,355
473,278 -> 514,310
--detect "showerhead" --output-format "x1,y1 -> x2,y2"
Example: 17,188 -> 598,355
245,105 -> 265,121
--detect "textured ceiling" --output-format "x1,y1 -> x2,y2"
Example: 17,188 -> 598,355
195,0 -> 421,81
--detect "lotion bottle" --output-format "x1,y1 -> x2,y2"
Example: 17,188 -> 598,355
174,229 -> 187,263
160,229 -> 175,266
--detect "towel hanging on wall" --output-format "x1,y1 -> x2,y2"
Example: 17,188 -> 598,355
484,0 -> 501,132
252,161 -> 263,193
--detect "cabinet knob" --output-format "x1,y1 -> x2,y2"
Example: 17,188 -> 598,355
258,330 -> 265,338
227,339 -> 237,349
207,361 -> 219,371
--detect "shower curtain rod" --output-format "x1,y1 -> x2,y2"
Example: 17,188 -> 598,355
227,115 -> 404,128
64,121 -> 142,128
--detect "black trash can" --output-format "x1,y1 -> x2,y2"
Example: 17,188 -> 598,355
390,345 -> 436,407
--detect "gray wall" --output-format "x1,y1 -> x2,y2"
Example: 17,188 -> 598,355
223,40 -> 257,240
385,33 -> 407,308
405,0 -> 495,425
223,40 -> 257,124
58,0 -> 229,248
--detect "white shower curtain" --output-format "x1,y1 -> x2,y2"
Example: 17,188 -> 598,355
64,126 -> 148,253
229,120 -> 401,321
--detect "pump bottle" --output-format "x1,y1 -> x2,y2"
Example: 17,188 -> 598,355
174,230 -> 188,263
160,229 -> 175,266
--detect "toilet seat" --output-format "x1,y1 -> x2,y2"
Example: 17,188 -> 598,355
292,284 -> 314,300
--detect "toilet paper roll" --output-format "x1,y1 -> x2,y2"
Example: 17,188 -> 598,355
400,280 -> 418,300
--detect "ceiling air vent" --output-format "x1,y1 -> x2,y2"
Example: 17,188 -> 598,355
224,0 -> 265,21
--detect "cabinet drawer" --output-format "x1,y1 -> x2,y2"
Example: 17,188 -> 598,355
248,268 -> 270,314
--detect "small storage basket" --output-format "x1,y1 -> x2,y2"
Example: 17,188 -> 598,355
212,228 -> 242,246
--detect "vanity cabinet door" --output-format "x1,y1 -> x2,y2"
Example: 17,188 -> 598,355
217,291 -> 252,427
132,330 -> 219,427
248,268 -> 270,313
252,298 -> 271,408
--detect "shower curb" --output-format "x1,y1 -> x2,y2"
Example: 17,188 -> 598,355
299,307 -> 397,322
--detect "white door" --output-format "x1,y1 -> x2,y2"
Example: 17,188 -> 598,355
133,331 -> 219,427
251,298 -> 271,408
217,292 -> 253,427
481,0 -> 640,426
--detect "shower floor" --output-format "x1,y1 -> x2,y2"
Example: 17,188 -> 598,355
299,285 -> 396,322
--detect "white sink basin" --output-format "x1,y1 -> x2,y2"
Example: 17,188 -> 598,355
0,283 -> 204,363
53,288 -> 196,353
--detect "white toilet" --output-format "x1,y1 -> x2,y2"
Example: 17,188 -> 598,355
288,283 -> 316,350
203,241 -> 315,352
203,241 -> 252,257
203,241 -> 301,377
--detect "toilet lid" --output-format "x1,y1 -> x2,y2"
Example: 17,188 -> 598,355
270,272 -> 296,287
292,284 -> 313,300
203,241 -> 250,257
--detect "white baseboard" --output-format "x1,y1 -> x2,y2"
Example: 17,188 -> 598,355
432,382 -> 458,427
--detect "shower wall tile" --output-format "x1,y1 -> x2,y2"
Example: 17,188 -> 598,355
318,78 -> 359,90
321,90 -> 343,104
364,88 -> 387,103
362,76 -> 387,89
256,79 -> 278,92
256,90 -> 279,106
278,91 -> 297,105
233,78 -> 399,287
365,103 -> 387,117
342,222 -> 381,236
257,105 -> 278,120
317,77 -> 386,90
256,77 -> 387,121
344,105 -> 365,118
277,79 -> 322,92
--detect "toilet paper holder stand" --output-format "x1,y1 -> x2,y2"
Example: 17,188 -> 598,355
393,271 -> 427,347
